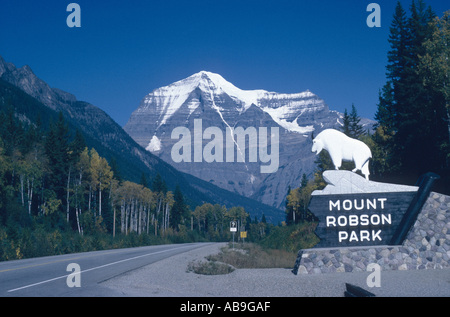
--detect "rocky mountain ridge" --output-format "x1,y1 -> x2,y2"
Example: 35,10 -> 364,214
0,56 -> 284,222
125,71 -> 374,209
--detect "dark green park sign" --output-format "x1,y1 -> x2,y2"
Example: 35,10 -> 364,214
308,173 -> 440,248
309,192 -> 415,248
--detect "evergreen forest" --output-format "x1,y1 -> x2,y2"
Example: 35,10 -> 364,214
285,0 -> 449,227
0,109 -> 279,260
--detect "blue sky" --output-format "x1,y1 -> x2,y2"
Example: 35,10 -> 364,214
1,0 -> 448,126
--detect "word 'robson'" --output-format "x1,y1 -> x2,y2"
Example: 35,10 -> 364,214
326,214 -> 392,227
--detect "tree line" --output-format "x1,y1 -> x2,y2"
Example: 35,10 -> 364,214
373,1 -> 449,184
0,108 -> 274,260
284,0 -> 450,227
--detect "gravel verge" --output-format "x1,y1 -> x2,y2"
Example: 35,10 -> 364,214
101,243 -> 450,297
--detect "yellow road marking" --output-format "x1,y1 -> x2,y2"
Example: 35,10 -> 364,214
0,250 -> 121,273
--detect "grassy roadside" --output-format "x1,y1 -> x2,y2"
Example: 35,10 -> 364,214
186,222 -> 319,275
187,243 -> 298,275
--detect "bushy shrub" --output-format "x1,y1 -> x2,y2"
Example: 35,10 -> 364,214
259,222 -> 319,253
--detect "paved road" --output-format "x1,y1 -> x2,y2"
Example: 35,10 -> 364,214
104,243 -> 450,297
0,243 -> 209,297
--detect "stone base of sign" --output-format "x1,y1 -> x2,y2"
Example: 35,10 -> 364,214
296,192 -> 450,274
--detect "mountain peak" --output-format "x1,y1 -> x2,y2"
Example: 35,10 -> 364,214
194,70 -> 219,78
136,71 -> 326,132
124,71 -> 376,210
20,64 -> 33,73
190,70 -> 225,81
0,55 -> 14,77
195,71 -> 232,87
181,70 -> 242,96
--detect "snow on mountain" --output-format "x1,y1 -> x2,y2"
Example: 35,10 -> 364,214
146,135 -> 162,152
137,71 -> 319,135
124,71 -> 374,209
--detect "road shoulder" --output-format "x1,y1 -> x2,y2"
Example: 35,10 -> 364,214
101,243 -> 450,297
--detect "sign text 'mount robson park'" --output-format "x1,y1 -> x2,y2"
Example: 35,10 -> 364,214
309,192 -> 417,248
327,197 -> 391,242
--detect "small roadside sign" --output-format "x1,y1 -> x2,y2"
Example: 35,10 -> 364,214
230,221 -> 237,232
240,231 -> 247,238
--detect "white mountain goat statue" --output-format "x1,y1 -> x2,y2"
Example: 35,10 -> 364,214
311,129 -> 372,180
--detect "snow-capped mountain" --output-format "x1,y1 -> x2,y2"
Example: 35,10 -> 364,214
124,71 -> 373,209
127,71 -> 326,143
